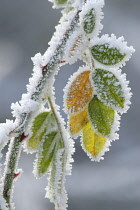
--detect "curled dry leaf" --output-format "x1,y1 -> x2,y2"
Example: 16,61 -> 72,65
69,35 -> 83,58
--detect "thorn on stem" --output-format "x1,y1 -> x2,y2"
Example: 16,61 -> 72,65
60,60 -> 66,64
41,64 -> 48,75
20,133 -> 28,142
13,172 -> 20,179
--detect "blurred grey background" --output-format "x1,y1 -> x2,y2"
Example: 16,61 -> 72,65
0,0 -> 140,209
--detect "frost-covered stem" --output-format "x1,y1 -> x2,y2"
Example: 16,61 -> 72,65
2,10 -> 81,209
48,97 -> 64,147
3,135 -> 22,209
31,10 -> 81,102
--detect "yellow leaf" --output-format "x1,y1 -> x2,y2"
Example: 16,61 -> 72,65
69,35 -> 83,57
82,123 -> 106,156
66,70 -> 93,114
69,108 -> 89,135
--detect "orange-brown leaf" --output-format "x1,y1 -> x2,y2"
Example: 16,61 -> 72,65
66,70 -> 93,114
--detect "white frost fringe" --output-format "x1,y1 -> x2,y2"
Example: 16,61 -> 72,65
46,139 -> 74,210
48,0 -> 73,9
79,0 -> 104,38
90,34 -> 135,69
46,149 -> 68,210
10,7 -> 78,132
63,65 -> 92,116
90,68 -> 132,114
81,135 -> 111,162
64,29 -> 87,65
81,112 -> 120,162
45,101 -> 74,210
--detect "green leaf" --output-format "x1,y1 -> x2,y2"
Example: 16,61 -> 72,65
37,132 -> 63,175
47,147 -> 67,209
32,111 -> 64,177
31,112 -> 50,135
83,9 -> 96,34
88,96 -> 115,137
91,43 -> 126,65
27,111 -> 58,150
56,0 -> 67,5
92,69 -> 125,109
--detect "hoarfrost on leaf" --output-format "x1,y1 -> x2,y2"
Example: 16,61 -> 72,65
81,122 -> 111,162
0,0 -> 135,209
90,34 -> 135,68
24,110 -> 58,153
69,108 -> 89,137
64,30 -> 87,64
88,95 -> 115,137
92,68 -> 132,112
64,66 -> 93,115
45,123 -> 74,210
79,0 -> 104,38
